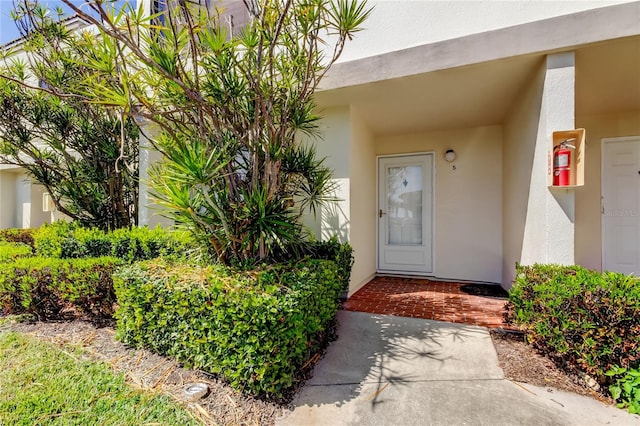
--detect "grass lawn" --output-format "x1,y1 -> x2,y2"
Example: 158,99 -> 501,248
0,331 -> 199,426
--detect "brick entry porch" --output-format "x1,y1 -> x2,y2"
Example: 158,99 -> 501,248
343,276 -> 511,329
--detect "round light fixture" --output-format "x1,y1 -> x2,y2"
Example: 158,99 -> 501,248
445,149 -> 456,162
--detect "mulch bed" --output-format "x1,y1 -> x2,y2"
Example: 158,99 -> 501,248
490,329 -> 613,404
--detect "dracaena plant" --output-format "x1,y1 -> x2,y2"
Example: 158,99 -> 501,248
0,2 -> 139,231
10,0 -> 371,263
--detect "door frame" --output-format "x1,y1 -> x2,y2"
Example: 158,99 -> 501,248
601,136 -> 640,272
376,152 -> 436,276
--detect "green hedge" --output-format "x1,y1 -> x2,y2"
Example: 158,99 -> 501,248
506,263 -> 640,384
0,242 -> 33,263
114,259 -> 343,397
303,238 -> 354,293
32,222 -> 196,261
0,256 -> 122,321
0,228 -> 35,249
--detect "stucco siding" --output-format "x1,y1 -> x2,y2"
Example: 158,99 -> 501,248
502,61 -> 545,287
15,173 -> 31,228
502,53 -> 577,288
376,125 -> 503,284
29,183 -> 51,228
303,107 -> 351,244
0,171 -> 16,228
348,107 -> 377,294
339,1 -> 634,63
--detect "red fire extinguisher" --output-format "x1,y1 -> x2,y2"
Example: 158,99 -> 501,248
553,138 -> 576,186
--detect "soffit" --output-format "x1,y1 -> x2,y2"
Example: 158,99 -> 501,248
315,55 -> 543,136
576,36 -> 640,116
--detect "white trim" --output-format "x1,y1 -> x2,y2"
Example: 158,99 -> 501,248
376,152 -> 436,276
601,135 -> 640,271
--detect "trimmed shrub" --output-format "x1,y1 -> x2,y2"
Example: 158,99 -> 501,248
32,221 -> 196,262
109,226 -> 195,262
62,227 -> 113,258
114,259 -> 343,397
506,263 -> 640,384
0,256 -> 122,320
303,238 -> 354,293
33,221 -> 79,258
0,228 -> 35,250
0,242 -> 33,263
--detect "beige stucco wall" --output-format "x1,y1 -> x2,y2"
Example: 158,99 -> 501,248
308,111 -> 505,287
29,183 -> 52,228
0,169 -> 60,228
575,110 -> 640,270
348,107 -> 377,294
339,1 -> 634,63
311,107 -> 351,244
502,53 -> 578,288
502,62 -> 545,286
376,125 -> 503,284
14,173 -> 31,228
0,171 -> 16,228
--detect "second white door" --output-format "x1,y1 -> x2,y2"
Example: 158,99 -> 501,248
602,138 -> 640,275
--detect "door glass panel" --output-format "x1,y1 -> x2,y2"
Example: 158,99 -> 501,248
387,165 -> 423,245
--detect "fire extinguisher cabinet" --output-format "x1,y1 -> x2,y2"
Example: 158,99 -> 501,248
549,129 -> 586,188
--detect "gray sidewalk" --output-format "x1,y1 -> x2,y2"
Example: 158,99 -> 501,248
277,311 -> 640,426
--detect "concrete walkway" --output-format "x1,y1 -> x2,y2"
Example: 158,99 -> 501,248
277,311 -> 640,426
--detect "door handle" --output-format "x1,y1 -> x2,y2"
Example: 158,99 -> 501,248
379,209 -> 386,218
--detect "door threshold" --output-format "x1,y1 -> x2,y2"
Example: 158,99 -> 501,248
375,272 -> 500,286
376,271 -> 434,279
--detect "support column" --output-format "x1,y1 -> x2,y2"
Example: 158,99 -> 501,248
0,170 -> 16,228
138,131 -> 152,227
503,51 -> 576,287
15,173 -> 31,228
523,51 -> 576,266
138,128 -> 173,228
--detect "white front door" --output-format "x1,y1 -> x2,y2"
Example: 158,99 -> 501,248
378,154 -> 433,274
602,137 -> 640,274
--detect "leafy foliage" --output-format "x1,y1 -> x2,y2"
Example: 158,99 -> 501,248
37,0 -> 371,263
0,242 -> 33,264
0,3 -> 139,230
506,264 -> 640,385
606,366 -> 640,414
32,221 -> 197,262
0,256 -> 122,321
114,258 -> 344,397
301,238 -> 354,292
0,228 -> 35,250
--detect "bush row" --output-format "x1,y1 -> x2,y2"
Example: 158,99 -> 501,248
0,256 -> 122,321
0,228 -> 35,249
114,258 -> 343,397
0,242 -> 33,263
506,263 -> 640,384
302,238 -> 354,294
31,222 -> 195,262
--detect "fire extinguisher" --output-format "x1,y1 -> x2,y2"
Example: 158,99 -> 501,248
553,138 -> 576,186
